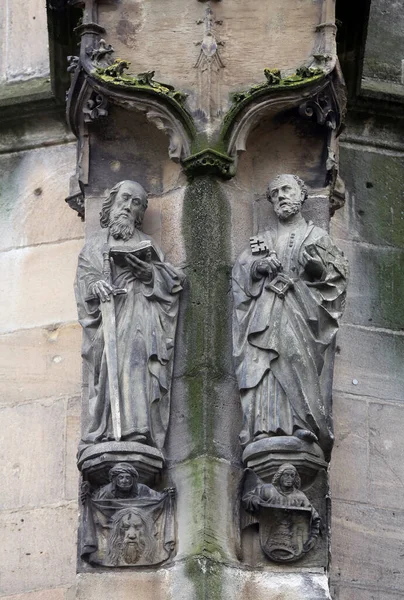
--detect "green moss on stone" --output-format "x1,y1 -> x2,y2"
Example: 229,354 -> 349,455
185,557 -> 224,600
182,177 -> 231,455
220,67 -> 324,144
374,248 -> 404,329
93,62 -> 195,137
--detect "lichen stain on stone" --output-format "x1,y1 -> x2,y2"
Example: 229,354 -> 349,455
185,556 -> 224,600
116,5 -> 145,50
182,177 -> 231,455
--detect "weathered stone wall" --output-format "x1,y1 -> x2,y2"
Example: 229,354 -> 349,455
0,0 -> 49,83
0,6 -> 83,597
0,128 -> 83,599
329,3 -> 404,594
329,110 -> 404,600
1,2 -> 403,600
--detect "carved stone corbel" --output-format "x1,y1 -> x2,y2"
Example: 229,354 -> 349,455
299,89 -> 337,129
242,467 -> 321,563
82,90 -> 108,122
80,462 -> 176,567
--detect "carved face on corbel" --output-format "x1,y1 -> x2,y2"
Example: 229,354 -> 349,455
106,508 -> 156,566
115,472 -> 136,493
275,465 -> 300,494
267,174 -> 308,222
108,463 -> 140,497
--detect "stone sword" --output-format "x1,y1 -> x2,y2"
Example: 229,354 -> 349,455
99,245 -> 126,441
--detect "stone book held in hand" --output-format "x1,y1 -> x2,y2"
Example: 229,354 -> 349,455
110,240 -> 160,267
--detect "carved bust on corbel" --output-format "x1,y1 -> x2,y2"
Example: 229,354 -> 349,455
80,463 -> 176,567
242,464 -> 320,563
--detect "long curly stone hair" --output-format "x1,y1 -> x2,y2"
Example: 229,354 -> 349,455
272,463 -> 301,490
106,507 -> 156,566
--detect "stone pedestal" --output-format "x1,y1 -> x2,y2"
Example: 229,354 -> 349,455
77,442 -> 164,487
242,437 -> 327,489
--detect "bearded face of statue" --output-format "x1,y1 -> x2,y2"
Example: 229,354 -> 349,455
268,175 -> 304,221
119,513 -> 146,564
109,181 -> 147,241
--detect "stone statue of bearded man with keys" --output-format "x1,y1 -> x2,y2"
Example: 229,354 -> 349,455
232,174 -> 348,459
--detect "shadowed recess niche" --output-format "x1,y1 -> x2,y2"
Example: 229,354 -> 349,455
82,106 -> 183,231
235,111 -> 330,230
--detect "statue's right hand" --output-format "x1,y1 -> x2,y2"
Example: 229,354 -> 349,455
243,493 -> 262,512
254,254 -> 282,278
90,280 -> 114,302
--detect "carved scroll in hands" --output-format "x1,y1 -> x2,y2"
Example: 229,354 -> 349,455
81,463 -> 176,567
242,465 -> 320,563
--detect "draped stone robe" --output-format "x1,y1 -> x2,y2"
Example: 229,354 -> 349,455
232,219 -> 348,455
75,228 -> 184,449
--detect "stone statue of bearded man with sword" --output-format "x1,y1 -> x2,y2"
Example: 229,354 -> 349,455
75,180 -> 184,450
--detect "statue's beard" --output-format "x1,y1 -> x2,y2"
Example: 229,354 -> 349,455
121,538 -> 145,564
274,200 -> 301,221
109,215 -> 136,241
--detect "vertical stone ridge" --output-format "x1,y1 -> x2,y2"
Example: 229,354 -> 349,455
182,176 -> 231,457
182,176 -> 231,597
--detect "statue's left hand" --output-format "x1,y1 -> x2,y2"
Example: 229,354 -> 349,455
80,481 -> 91,504
302,248 -> 325,279
163,487 -> 176,498
126,254 -> 153,283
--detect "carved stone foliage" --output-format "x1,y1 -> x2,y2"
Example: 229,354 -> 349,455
75,181 -> 185,450
65,188 -> 85,220
82,91 -> 108,122
182,148 -> 234,178
242,465 -> 320,563
232,174 -> 349,462
81,463 -> 176,567
299,89 -> 338,130
195,5 -> 225,120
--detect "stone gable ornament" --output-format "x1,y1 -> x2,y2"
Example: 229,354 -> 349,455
80,464 -> 176,567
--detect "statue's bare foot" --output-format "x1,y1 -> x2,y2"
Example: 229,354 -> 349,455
253,432 -> 271,441
126,433 -> 148,443
295,429 -> 318,443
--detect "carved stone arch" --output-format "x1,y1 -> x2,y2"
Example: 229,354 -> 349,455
91,85 -> 193,163
222,74 -> 344,162
66,56 -> 195,217
68,64 -> 195,161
